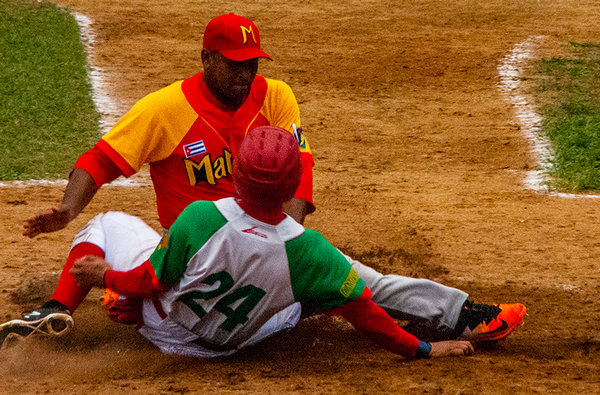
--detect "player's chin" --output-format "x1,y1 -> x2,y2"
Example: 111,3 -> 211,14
230,85 -> 250,100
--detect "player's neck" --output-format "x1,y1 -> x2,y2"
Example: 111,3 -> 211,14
200,73 -> 243,113
236,199 -> 285,225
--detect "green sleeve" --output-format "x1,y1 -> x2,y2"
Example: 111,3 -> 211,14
150,201 -> 226,285
285,229 -> 365,310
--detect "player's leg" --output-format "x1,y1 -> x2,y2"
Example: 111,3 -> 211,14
82,211 -> 161,272
23,242 -> 105,320
2,212 -> 159,349
25,212 -> 159,315
344,253 -> 467,329
344,254 -> 526,341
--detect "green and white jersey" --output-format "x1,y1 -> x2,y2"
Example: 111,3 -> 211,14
150,197 -> 365,348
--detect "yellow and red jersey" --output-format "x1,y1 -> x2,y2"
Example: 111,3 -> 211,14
76,73 -> 314,229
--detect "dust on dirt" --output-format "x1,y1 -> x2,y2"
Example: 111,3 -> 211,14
1,0 -> 599,393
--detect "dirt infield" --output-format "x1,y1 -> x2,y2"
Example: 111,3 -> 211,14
1,0 -> 599,393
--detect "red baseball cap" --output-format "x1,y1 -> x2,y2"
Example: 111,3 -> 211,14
203,13 -> 272,61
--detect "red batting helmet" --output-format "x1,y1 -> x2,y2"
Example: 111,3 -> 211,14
234,126 -> 302,209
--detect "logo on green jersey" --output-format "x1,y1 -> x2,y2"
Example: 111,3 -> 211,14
339,269 -> 360,298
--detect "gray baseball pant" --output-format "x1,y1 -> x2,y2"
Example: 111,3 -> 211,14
343,253 -> 468,336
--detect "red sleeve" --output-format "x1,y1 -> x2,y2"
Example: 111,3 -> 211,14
95,139 -> 137,177
73,144 -> 124,188
104,260 -> 168,298
295,152 -> 315,214
326,287 -> 420,358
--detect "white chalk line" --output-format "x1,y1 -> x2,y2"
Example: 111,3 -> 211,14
497,36 -> 600,199
73,12 -> 122,135
8,25 -> 599,197
0,11 -> 149,188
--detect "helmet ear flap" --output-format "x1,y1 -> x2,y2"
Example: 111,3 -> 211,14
233,126 -> 302,208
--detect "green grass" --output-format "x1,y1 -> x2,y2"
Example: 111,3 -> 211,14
0,0 -> 100,180
536,42 -> 600,191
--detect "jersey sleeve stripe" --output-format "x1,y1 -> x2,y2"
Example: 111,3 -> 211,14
96,139 -> 137,177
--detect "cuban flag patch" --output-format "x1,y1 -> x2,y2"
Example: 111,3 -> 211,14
183,140 -> 207,158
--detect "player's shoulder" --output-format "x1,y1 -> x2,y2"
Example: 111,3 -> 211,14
181,200 -> 219,217
264,77 -> 294,95
292,227 -> 324,243
176,200 -> 225,229
261,76 -> 299,121
134,79 -> 187,110
286,228 -> 337,258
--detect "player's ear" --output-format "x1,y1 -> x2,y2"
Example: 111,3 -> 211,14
201,49 -> 213,69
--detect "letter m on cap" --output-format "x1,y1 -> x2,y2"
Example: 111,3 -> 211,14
240,25 -> 257,44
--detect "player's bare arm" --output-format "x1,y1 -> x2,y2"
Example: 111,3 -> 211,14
283,197 -> 310,224
23,169 -> 98,238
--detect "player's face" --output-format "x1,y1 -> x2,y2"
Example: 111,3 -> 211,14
202,50 -> 259,110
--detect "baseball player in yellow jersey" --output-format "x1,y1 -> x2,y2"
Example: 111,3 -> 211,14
20,14 -> 525,345
24,13 -> 314,234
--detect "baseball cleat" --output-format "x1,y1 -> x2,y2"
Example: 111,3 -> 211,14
0,312 -> 73,350
456,302 -> 527,342
21,300 -> 71,322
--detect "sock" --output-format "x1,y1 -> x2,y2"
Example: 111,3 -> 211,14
449,300 -> 471,339
50,242 -> 105,313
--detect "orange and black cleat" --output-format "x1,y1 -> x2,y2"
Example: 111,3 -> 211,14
455,302 -> 527,342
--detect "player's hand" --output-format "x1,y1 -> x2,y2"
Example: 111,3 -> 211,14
428,340 -> 474,357
23,206 -> 73,238
107,298 -> 143,325
70,255 -> 111,288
